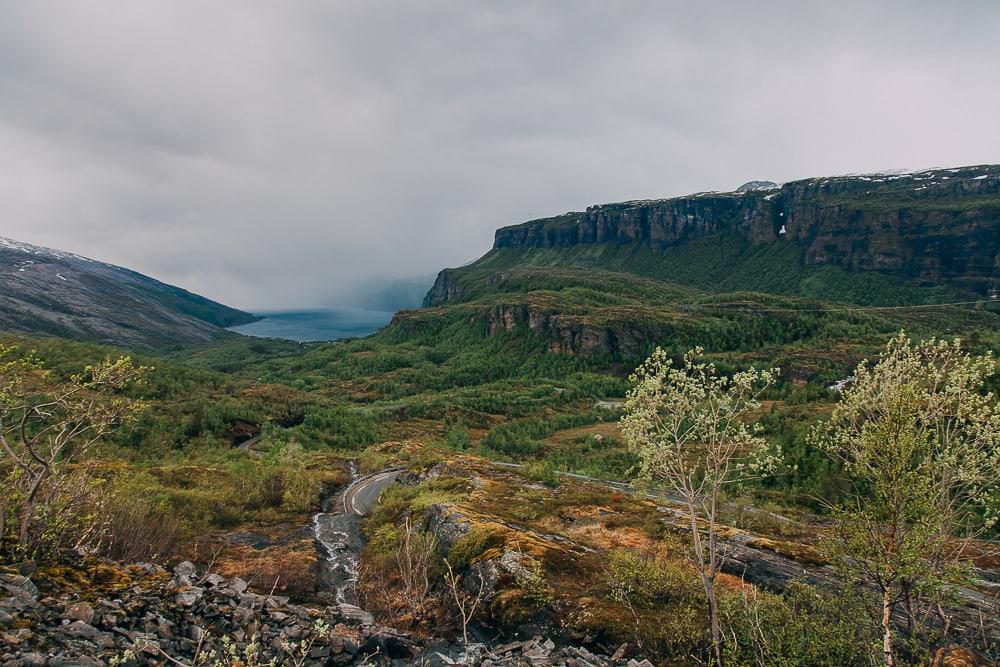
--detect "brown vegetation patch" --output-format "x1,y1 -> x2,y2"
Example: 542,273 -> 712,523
715,571 -> 755,592
28,560 -> 170,602
953,539 -> 1000,570
542,421 -> 622,445
565,523 -> 656,552
746,536 -> 829,566
212,537 -> 320,600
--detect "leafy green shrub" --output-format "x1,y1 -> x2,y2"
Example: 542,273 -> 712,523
581,550 -> 707,659
441,424 -> 471,451
482,410 -> 608,459
293,407 -> 380,450
364,477 -> 469,531
523,460 -> 560,487
720,581 -> 879,667
605,549 -> 703,608
481,426 -> 542,457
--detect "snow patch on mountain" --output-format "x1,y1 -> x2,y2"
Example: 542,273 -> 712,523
0,237 -> 96,265
735,180 -> 780,193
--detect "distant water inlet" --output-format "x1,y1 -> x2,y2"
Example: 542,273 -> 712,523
227,308 -> 394,342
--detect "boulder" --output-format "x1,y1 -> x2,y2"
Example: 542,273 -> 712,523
336,603 -> 373,626
173,561 -> 197,578
64,602 -> 95,624
263,595 -> 289,608
229,577 -> 249,594
0,575 -> 37,600
203,573 -> 227,587
500,550 -> 539,580
175,588 -> 203,607
425,504 -> 472,552
233,606 -> 256,626
63,620 -> 104,642
360,629 -> 418,660
465,560 -> 499,599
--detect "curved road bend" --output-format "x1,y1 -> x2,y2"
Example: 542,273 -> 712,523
342,468 -> 404,515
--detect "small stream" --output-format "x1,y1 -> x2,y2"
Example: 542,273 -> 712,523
312,462 -> 364,603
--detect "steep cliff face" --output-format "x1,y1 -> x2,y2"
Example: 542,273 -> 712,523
486,165 -> 1000,295
421,268 -> 465,307
413,165 -> 1000,359
483,302 -> 662,357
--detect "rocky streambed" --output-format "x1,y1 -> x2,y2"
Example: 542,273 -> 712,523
312,462 -> 363,604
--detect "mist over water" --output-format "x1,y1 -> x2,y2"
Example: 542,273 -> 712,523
228,308 -> 394,342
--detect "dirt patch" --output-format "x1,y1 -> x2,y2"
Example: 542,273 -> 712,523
543,422 -> 623,445
565,523 -> 657,551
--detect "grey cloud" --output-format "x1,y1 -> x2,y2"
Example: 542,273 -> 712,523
1,1 -> 999,309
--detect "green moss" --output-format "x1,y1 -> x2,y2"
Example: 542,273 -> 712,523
447,526 -> 500,571
364,477 -> 470,531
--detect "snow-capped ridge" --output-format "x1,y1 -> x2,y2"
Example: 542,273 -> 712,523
0,236 -> 98,265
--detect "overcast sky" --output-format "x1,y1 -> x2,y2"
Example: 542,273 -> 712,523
2,2 -> 999,310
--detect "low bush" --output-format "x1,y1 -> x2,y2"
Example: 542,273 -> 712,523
91,473 -> 185,563
574,549 -> 707,659
523,460 -> 560,487
447,526 -> 500,571
720,581 -> 879,667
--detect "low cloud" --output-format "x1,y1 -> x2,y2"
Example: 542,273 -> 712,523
2,1 -> 998,309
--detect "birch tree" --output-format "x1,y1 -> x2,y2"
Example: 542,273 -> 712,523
621,347 -> 778,665
811,333 -> 1000,667
0,345 -> 146,556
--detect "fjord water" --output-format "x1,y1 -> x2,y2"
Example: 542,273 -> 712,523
227,308 -> 394,342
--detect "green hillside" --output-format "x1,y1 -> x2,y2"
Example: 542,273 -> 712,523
453,235 -> 975,307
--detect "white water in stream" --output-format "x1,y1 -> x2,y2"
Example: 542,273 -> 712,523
312,462 -> 361,603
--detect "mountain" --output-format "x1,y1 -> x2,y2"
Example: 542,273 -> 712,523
410,165 -> 1000,361
427,164 -> 1000,308
0,237 -> 258,349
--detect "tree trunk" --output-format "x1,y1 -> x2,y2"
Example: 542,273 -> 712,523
707,576 -> 723,666
881,587 -> 895,667
18,471 -> 45,547
881,525 -> 897,667
688,500 -> 723,666
18,497 -> 35,548
708,487 -> 722,666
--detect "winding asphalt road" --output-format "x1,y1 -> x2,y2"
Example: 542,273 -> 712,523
237,435 -> 263,459
342,469 -> 403,515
